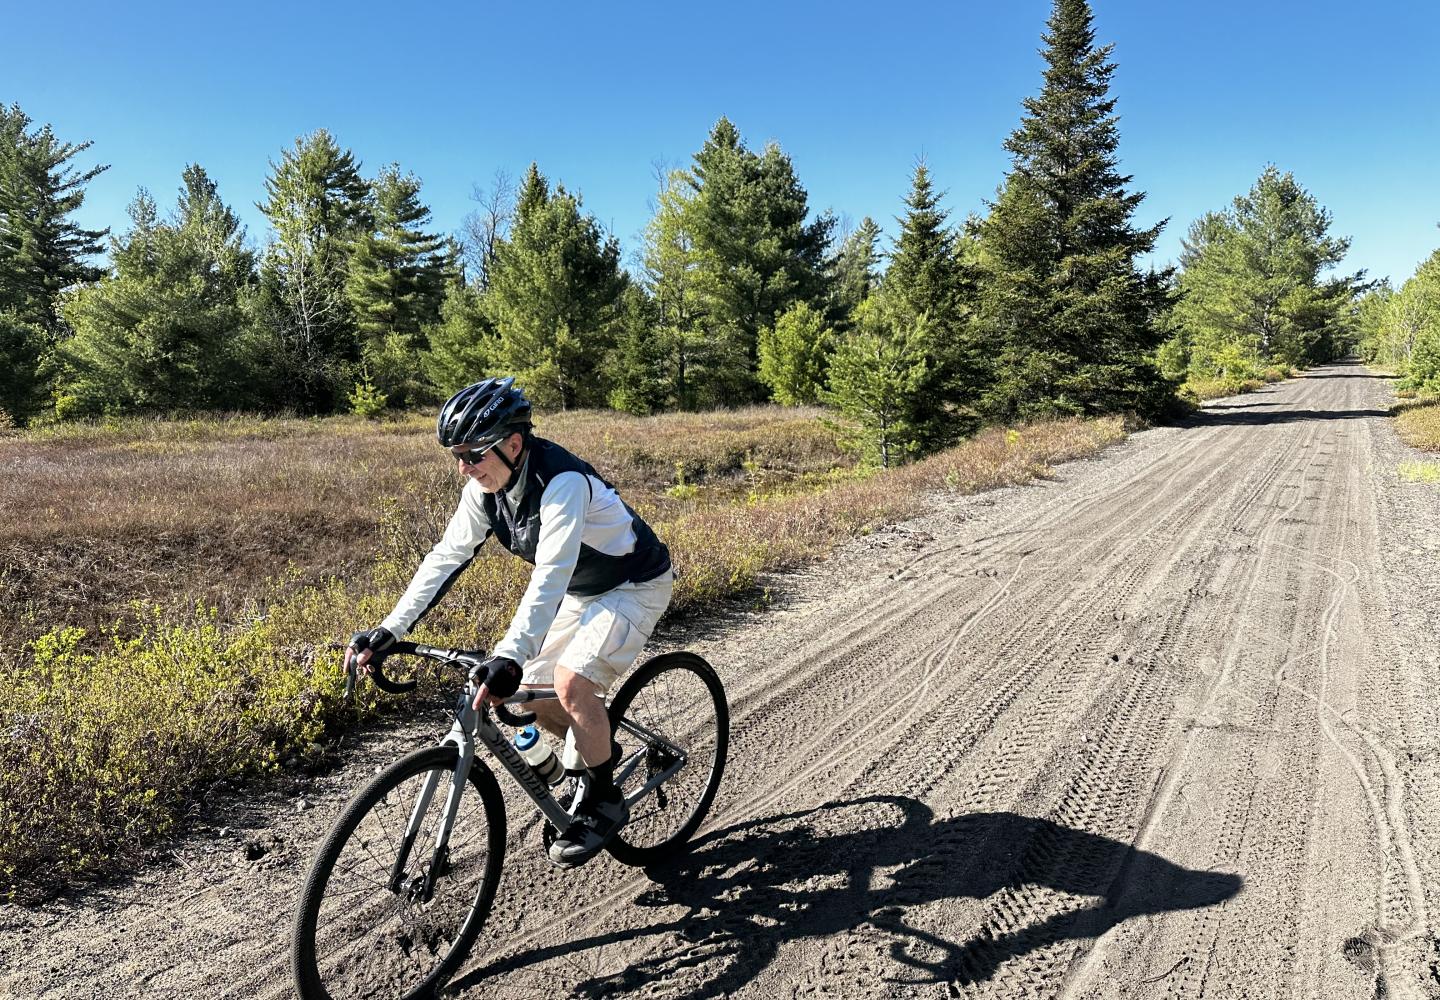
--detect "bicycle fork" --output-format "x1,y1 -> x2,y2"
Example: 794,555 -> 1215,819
392,696 -> 477,903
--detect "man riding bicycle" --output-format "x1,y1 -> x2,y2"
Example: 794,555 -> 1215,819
346,377 -> 674,868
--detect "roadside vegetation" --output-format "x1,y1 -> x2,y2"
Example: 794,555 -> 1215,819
0,406 -> 1124,900
1177,365 -> 1297,405
1394,397 -> 1440,452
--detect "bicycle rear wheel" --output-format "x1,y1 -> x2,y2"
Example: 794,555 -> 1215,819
292,745 -> 506,1000
606,651 -> 728,866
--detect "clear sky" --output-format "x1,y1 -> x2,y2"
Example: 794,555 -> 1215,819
5,0 -> 1438,285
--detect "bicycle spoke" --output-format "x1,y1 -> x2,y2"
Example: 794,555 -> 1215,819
607,654 -> 728,865
295,749 -> 504,1000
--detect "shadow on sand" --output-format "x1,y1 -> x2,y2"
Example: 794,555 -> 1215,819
1184,405 -> 1390,428
459,795 -> 1241,998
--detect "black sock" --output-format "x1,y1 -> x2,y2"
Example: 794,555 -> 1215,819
586,758 -> 619,802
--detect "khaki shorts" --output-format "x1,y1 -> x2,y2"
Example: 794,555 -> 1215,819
520,570 -> 674,693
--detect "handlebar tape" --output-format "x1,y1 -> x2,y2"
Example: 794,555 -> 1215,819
494,703 -> 537,726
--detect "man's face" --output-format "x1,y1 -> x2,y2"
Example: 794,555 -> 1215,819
451,433 -> 523,492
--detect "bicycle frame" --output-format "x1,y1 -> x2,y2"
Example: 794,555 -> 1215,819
394,682 -> 569,902
390,665 -> 689,902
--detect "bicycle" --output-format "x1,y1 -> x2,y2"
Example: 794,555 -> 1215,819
290,640 -> 728,1000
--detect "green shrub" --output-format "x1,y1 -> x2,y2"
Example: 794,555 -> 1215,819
348,376 -> 389,418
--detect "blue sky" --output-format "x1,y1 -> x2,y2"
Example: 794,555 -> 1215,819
6,0 -> 1438,285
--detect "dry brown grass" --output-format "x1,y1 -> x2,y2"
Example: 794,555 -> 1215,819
1395,397 -> 1440,451
0,406 -> 851,656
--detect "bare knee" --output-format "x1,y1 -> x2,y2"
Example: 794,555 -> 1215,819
554,670 -> 601,717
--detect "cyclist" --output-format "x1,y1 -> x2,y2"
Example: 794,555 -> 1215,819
346,377 -> 673,868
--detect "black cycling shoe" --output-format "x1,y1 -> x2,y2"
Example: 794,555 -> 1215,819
547,793 -> 629,869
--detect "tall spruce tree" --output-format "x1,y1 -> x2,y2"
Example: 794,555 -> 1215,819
976,0 -> 1172,420
0,104 -> 109,338
255,129 -> 371,411
482,163 -> 627,409
60,166 -> 258,414
880,163 -> 979,446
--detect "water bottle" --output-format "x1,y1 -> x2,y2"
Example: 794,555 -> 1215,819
513,725 -> 564,786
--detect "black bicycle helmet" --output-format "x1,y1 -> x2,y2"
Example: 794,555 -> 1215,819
436,377 -> 533,449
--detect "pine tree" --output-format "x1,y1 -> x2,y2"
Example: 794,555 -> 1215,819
482,163 -> 627,409
607,285 -> 670,415
758,301 -> 832,405
1353,282 -> 1395,367
880,163 -> 980,446
255,129 -> 372,411
0,312 -> 45,424
347,164 -> 451,347
976,0 -> 1173,420
683,118 -> 834,402
60,167 -> 259,414
824,298 -> 929,468
422,276 -> 496,398
641,168 -> 716,409
828,216 -> 884,329
0,104 -> 109,338
345,164 -> 453,407
1169,166 -> 1364,378
1394,249 -> 1440,394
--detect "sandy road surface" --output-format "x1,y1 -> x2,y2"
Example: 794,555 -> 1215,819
5,362 -> 1440,1000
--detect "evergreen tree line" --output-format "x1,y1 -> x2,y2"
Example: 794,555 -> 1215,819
1353,245 -> 1440,396
1,0 -> 1369,463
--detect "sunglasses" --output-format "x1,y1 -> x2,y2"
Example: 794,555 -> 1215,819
450,440 -> 501,465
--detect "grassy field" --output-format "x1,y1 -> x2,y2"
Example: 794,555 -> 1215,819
0,406 -> 1126,899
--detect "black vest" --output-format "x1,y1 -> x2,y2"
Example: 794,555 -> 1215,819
481,438 -> 671,597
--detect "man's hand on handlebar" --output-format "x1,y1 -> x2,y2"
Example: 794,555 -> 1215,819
470,655 -> 522,711
347,626 -> 396,676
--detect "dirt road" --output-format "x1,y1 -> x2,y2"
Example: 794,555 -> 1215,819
6,362 -> 1440,999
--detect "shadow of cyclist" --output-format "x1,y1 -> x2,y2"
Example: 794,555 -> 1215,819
460,795 -> 1240,998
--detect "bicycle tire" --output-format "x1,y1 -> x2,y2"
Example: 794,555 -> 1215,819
292,745 -> 506,1000
606,651 -> 728,866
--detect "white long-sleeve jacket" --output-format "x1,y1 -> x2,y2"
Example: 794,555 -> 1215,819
381,443 -> 668,664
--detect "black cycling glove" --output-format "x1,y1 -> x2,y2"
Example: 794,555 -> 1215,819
473,655 -> 522,698
349,626 -> 396,664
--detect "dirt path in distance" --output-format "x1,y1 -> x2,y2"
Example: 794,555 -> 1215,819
6,361 -> 1440,1000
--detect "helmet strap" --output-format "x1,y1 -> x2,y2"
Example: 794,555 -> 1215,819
494,431 -> 527,490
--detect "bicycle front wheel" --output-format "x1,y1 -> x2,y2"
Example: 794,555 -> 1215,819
292,745 -> 506,1000
607,651 -> 729,866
